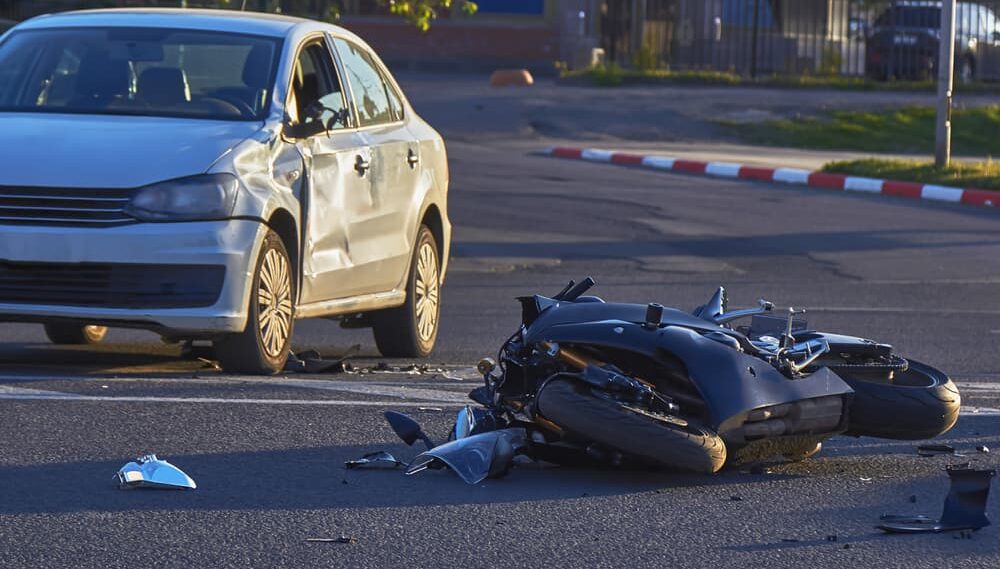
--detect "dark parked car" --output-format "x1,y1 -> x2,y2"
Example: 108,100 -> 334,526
866,1 -> 1000,81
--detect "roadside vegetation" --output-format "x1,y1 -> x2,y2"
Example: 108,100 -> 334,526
822,158 -> 1000,190
560,64 -> 1000,93
722,105 -> 1000,156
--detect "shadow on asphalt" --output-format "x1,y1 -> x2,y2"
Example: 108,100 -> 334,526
0,444 -> 804,515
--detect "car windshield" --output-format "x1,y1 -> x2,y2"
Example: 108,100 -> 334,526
0,27 -> 280,121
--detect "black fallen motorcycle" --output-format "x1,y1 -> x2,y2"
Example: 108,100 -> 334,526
382,278 -> 960,483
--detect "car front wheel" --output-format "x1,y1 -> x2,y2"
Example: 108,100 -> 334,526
214,230 -> 295,374
373,225 -> 441,358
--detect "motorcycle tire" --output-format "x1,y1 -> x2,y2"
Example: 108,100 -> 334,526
535,377 -> 727,474
841,359 -> 960,440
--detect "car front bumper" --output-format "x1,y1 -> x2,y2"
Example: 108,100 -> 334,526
0,219 -> 266,335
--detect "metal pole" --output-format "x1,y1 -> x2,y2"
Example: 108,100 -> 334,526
750,0 -> 760,78
935,0 -> 957,167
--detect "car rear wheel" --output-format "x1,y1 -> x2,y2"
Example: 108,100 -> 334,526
43,323 -> 108,345
214,230 -> 295,374
373,225 -> 441,358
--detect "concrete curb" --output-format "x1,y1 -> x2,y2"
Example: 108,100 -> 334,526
540,147 -> 998,209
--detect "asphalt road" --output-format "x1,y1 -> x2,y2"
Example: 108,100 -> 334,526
2,79 -> 1000,567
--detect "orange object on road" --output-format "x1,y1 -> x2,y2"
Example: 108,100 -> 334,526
489,69 -> 534,87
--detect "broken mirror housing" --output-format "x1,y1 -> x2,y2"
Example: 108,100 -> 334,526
115,454 -> 197,490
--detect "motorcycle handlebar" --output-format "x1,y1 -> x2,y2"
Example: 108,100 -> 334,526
557,277 -> 596,301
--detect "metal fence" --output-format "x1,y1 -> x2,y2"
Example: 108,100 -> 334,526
617,0 -> 1000,81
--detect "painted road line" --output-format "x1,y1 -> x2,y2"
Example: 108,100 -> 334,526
0,385 -> 463,407
705,163 -> 743,178
844,177 -> 885,193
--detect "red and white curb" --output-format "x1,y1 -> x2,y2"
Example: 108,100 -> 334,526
540,147 -> 998,209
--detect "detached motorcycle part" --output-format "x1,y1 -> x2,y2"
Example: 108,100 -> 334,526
345,451 -> 405,470
535,377 -> 727,474
406,428 -> 527,485
842,360 -> 960,440
384,411 -> 437,450
115,454 -> 196,490
878,465 -> 995,533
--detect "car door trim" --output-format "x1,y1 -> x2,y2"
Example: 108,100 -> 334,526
296,289 -> 405,319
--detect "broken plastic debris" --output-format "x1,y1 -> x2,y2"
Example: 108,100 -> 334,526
877,464 -> 995,533
115,454 -> 196,490
344,451 -> 405,470
977,446 -> 990,454
917,444 -> 956,457
305,536 -> 357,544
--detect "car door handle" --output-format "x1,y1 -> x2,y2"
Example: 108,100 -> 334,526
407,149 -> 419,168
355,155 -> 370,175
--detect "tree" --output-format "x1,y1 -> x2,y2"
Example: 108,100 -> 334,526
384,1 -> 478,32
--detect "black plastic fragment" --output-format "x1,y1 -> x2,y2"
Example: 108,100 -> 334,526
916,444 -> 956,457
877,464 -> 996,533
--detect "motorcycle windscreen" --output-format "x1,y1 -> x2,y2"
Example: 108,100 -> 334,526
406,429 -> 525,485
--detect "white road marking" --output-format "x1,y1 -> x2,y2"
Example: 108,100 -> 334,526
705,163 -> 742,178
580,149 -> 614,162
641,156 -> 675,170
0,385 -> 463,407
844,177 -> 884,193
773,168 -> 811,184
921,185 -> 964,203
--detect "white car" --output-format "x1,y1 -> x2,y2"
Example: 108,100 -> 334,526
0,9 -> 451,373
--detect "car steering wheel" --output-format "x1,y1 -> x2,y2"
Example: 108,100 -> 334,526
204,93 -> 256,118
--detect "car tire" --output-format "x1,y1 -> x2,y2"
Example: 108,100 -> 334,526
43,323 -> 108,345
214,230 -> 295,374
372,225 -> 441,358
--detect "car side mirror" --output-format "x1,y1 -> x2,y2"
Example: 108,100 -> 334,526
282,115 -> 325,139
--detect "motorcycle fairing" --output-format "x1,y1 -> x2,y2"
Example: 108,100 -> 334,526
524,317 -> 853,433
406,428 -> 527,485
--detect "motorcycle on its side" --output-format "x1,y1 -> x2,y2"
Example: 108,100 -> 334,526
384,278 -> 960,483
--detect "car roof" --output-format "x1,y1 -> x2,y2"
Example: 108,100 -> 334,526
14,8 -> 344,39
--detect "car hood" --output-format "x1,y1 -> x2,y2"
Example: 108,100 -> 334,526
0,113 -> 265,188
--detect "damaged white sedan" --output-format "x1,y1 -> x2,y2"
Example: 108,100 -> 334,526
0,8 -> 450,373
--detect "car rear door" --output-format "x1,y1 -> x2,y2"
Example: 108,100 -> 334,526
331,36 -> 418,293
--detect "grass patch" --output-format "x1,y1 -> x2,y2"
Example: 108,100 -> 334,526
559,65 -> 1000,93
822,158 -> 1000,190
724,105 -> 1000,155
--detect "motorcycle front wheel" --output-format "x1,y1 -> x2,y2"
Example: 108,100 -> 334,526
535,377 -> 727,474
840,359 -> 960,440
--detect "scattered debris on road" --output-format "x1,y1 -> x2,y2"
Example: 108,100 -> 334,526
877,464 -> 995,534
305,536 -> 357,544
115,454 -> 196,490
344,451 -> 405,470
917,444 -> 957,457
977,445 -> 990,454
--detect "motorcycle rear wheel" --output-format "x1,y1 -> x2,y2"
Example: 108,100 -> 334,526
840,359 -> 960,440
535,377 -> 727,474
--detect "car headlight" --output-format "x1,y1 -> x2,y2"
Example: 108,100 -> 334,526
125,174 -> 239,222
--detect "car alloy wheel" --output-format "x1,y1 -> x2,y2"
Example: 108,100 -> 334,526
214,230 -> 295,374
414,239 -> 440,345
257,247 -> 293,358
373,225 -> 441,358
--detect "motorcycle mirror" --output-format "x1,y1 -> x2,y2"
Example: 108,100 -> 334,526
384,411 -> 436,450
